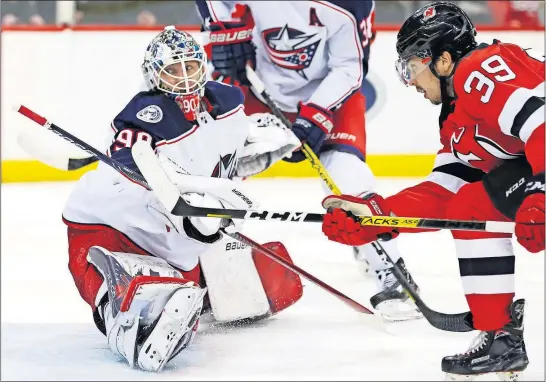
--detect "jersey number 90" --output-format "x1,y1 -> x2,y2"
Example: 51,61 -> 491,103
111,129 -> 153,152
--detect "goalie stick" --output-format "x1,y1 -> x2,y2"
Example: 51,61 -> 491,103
14,103 -> 513,233
13,104 -> 374,316
244,67 -> 475,333
13,105 -> 514,231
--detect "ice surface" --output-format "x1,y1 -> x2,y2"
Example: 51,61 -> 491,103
2,178 -> 544,381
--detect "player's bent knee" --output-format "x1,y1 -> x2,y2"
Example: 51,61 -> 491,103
252,241 -> 303,314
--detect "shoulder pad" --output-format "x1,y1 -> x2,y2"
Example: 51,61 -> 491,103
204,81 -> 244,117
113,90 -> 194,141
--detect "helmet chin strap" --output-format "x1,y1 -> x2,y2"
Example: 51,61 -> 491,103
428,61 -> 453,103
429,60 -> 456,127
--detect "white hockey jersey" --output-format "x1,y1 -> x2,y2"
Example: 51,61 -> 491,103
63,81 -> 249,271
196,0 -> 375,112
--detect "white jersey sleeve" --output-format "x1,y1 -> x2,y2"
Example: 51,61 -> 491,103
195,0 -> 238,23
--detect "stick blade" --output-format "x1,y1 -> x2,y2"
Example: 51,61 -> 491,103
131,140 -> 180,212
16,130 -> 71,170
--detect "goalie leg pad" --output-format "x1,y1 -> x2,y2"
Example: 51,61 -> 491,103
137,286 -> 205,372
89,246 -> 206,372
252,241 -> 303,314
199,239 -> 303,323
65,221 -> 201,311
199,238 -> 271,322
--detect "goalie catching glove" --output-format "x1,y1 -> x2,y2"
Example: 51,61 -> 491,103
236,113 -> 301,177
321,193 -> 400,246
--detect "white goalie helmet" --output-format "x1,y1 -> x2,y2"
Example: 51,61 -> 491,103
142,26 -> 207,98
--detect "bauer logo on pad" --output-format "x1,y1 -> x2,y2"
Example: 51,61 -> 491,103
137,105 -> 163,123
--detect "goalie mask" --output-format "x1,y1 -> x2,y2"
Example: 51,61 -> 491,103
142,26 -> 207,119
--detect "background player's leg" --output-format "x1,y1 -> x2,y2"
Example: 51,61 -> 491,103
319,92 -> 421,320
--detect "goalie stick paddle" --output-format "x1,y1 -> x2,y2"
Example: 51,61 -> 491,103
244,68 -> 475,333
13,104 -> 374,316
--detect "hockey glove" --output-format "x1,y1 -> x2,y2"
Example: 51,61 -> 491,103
285,102 -> 334,163
515,173 -> 545,253
321,193 -> 399,246
208,5 -> 256,86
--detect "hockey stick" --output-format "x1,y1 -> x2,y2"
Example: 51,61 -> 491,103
244,67 -> 474,332
17,129 -> 98,171
372,241 -> 472,331
12,106 -> 514,233
13,104 -> 374,315
129,140 -> 376,314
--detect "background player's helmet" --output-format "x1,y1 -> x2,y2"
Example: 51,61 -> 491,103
142,26 -> 207,97
395,1 -> 477,85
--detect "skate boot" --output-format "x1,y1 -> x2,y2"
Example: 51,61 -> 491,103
442,299 -> 529,381
369,257 -> 423,321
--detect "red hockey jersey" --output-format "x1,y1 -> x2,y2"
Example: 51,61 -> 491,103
387,41 -> 544,222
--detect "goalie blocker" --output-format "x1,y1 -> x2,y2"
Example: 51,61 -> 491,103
65,220 -> 303,332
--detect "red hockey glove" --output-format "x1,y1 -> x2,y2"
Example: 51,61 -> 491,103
321,193 -> 399,247
515,174 -> 545,253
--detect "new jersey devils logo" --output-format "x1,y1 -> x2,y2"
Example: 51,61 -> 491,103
451,125 -> 523,171
262,24 -> 321,80
211,152 -> 238,179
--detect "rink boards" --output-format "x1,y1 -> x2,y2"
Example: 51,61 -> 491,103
1,27 -> 543,182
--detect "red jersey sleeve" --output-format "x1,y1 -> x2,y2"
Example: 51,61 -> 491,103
385,145 -> 484,233
452,42 -> 545,173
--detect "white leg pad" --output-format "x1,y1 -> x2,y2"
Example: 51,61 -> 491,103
199,237 -> 270,322
137,286 -> 206,372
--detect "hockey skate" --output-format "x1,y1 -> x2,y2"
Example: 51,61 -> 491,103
369,257 -> 423,322
442,299 -> 529,381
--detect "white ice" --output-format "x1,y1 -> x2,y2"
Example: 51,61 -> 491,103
2,178 -> 544,381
